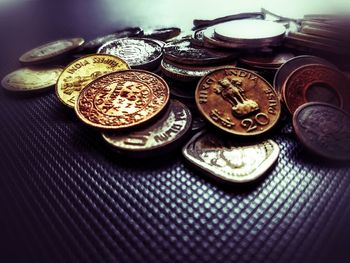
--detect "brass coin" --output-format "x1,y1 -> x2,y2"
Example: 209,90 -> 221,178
19,38 -> 85,64
75,69 -> 170,130
97,38 -> 163,70
102,100 -> 192,156
293,102 -> 350,161
195,67 -> 281,136
56,54 -> 129,108
182,130 -> 280,183
283,64 -> 350,114
2,67 -> 63,92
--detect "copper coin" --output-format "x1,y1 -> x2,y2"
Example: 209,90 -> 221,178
102,100 -> 191,156
182,130 -> 280,183
97,38 -> 163,70
273,55 -> 335,99
283,64 -> 350,114
75,70 -> 169,130
19,38 -> 85,65
239,51 -> 295,69
83,27 -> 143,51
163,39 -> 236,66
143,27 -> 181,41
195,67 -> 281,136
293,102 -> 350,161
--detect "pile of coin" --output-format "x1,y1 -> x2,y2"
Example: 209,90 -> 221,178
2,14 -> 350,185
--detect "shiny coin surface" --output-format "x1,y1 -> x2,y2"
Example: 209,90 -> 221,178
163,39 -> 236,66
102,100 -> 191,155
283,64 -> 350,114
2,67 -> 63,92
143,27 -> 181,41
273,55 -> 335,99
239,51 -> 295,69
56,54 -> 129,108
19,38 -> 84,64
183,130 -> 279,183
97,38 -> 163,70
293,102 -> 350,161
75,70 -> 170,130
195,67 -> 281,136
83,27 -> 143,51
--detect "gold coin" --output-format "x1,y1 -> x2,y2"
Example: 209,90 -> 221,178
1,67 -> 63,92
56,54 -> 129,108
195,67 -> 281,136
75,69 -> 170,130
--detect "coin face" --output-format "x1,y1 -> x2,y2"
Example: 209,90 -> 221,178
19,38 -> 85,64
102,100 -> 191,155
97,38 -> 163,70
293,102 -> 350,161
195,67 -> 281,136
182,130 -> 280,183
2,67 -> 63,92
239,51 -> 295,69
56,54 -> 129,108
283,64 -> 350,114
75,70 -> 170,130
163,39 -> 236,65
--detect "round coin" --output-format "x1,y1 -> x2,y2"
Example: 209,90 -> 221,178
239,51 -> 295,69
163,39 -> 236,66
2,66 -> 63,92
75,69 -> 170,130
97,38 -> 163,70
19,38 -> 85,65
102,100 -> 192,156
293,102 -> 350,161
195,67 -> 281,136
283,64 -> 350,114
182,130 -> 280,183
143,27 -> 181,41
56,54 -> 130,108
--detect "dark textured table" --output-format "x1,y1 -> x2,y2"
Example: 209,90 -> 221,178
1,1 -> 350,262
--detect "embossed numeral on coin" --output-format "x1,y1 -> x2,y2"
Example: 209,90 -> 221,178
241,113 -> 270,132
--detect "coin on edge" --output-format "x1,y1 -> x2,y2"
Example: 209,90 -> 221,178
143,27 -> 181,41
195,67 -> 281,136
1,67 -> 63,92
56,54 -> 130,108
182,130 -> 280,183
19,38 -> 85,65
102,100 -> 192,156
283,64 -> 350,114
75,69 -> 170,130
293,102 -> 350,161
97,38 -> 163,70
239,51 -> 295,69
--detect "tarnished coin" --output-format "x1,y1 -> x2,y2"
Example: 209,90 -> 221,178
283,64 -> 350,114
195,67 -> 281,136
102,100 -> 191,156
1,67 -> 63,92
83,27 -> 143,51
213,19 -> 286,45
143,27 -> 181,41
163,39 -> 236,66
75,70 -> 170,130
239,51 -> 295,69
293,102 -> 350,161
56,54 -> 130,108
19,38 -> 85,65
97,38 -> 163,70
273,55 -> 335,99
182,130 -> 279,183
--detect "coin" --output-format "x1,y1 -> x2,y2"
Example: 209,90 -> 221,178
182,130 -> 279,183
163,39 -> 236,66
283,64 -> 350,114
191,29 -> 206,47
143,27 -> 181,41
75,69 -> 170,130
239,51 -> 295,69
102,100 -> 191,156
273,55 -> 335,99
19,38 -> 85,65
300,25 -> 342,40
195,67 -> 281,136
293,102 -> 350,161
1,66 -> 63,92
97,38 -> 163,70
288,31 -> 344,48
83,27 -> 143,51
56,54 -> 130,108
